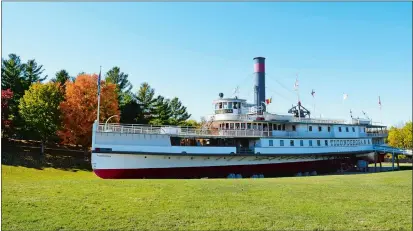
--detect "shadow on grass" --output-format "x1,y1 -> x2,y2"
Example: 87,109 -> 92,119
1,139 -> 92,172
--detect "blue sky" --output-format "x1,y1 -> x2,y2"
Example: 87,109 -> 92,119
2,2 -> 412,126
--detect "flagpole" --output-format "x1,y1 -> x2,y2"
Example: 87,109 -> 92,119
379,96 -> 382,124
97,66 -> 102,123
294,75 -> 300,120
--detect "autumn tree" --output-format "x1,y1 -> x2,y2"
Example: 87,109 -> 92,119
18,82 -> 64,154
387,121 -> 413,149
1,89 -> 14,136
2,54 -> 48,135
58,74 -> 119,155
1,54 -> 26,126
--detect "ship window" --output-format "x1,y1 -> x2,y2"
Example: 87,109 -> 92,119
230,123 -> 234,129
225,123 -> 229,129
223,102 -> 228,109
364,140 -> 366,144
346,127 -> 349,132
300,140 -> 304,146
309,140 -> 313,146
228,102 -> 233,109
278,125 -> 281,130
219,102 -> 223,109
368,140 -> 370,144
292,125 -> 296,131
253,123 -> 257,130
247,123 -> 251,129
280,140 -> 284,146
318,126 -> 322,132
340,140 -> 344,146
241,123 -> 245,130
269,140 -> 273,147
282,124 -> 286,130
328,126 -> 331,132
233,102 -> 238,109
317,140 -> 321,146
339,127 -> 342,132
290,140 -> 294,146
235,123 -> 240,130
309,126 -> 313,131
325,140 -> 328,146
352,127 -> 355,132
215,104 -> 219,110
239,103 -> 242,109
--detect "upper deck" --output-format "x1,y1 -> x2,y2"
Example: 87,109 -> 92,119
97,120 -> 388,139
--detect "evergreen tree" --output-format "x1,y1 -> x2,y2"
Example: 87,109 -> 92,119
52,69 -> 71,89
135,82 -> 157,123
149,96 -> 172,125
168,97 -> 191,125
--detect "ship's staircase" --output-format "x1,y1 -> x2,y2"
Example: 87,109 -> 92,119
202,115 -> 215,131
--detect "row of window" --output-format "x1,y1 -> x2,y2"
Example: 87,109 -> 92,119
215,102 -> 243,110
307,125 -> 364,133
218,122 -> 366,133
268,139 -> 371,147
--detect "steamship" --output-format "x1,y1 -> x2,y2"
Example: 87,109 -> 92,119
91,57 -> 388,179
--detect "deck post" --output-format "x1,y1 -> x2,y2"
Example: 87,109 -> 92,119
379,153 -> 382,171
392,150 -> 395,171
396,154 -> 400,170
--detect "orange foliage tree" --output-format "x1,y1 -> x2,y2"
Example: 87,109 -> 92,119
58,74 -> 120,150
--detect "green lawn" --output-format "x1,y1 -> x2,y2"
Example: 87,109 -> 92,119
2,165 -> 412,231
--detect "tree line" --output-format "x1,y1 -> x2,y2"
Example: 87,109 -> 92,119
387,121 -> 412,150
1,53 -> 199,154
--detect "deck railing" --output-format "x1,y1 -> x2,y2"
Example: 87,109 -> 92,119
97,123 -> 272,137
97,123 -> 388,138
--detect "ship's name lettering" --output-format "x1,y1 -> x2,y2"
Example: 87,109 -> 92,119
215,109 -> 233,114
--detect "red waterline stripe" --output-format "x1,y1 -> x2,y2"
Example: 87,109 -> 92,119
93,159 -> 356,179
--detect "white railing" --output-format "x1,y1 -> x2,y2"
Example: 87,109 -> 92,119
98,123 -> 269,137
98,123 -> 389,139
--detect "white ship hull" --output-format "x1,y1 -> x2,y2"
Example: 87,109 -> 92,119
91,151 -> 377,179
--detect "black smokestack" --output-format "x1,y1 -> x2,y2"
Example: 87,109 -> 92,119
253,57 -> 266,112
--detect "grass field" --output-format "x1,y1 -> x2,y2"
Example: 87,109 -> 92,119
2,165 -> 412,231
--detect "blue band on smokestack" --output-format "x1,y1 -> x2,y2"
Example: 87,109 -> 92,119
253,57 -> 266,112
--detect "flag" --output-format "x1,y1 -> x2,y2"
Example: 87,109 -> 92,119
265,98 -> 272,105
343,93 -> 348,100
378,96 -> 382,109
97,68 -> 101,96
311,89 -> 315,97
294,78 -> 299,91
